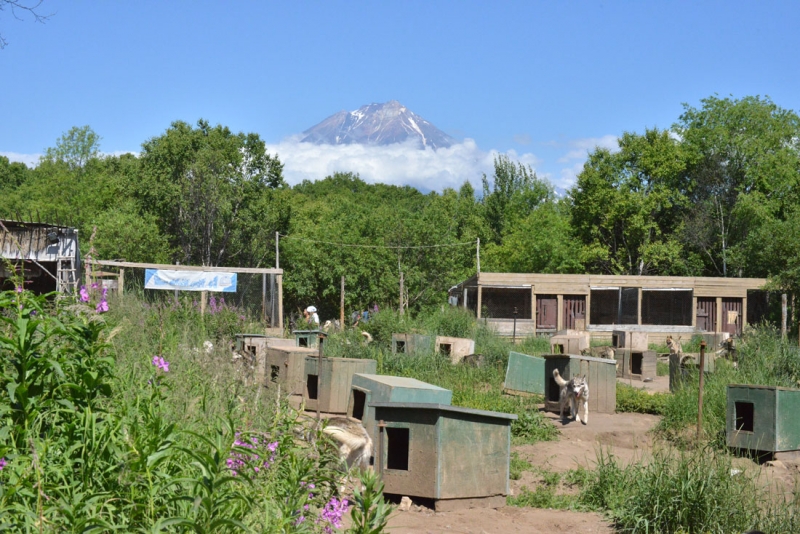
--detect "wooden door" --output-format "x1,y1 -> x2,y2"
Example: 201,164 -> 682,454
563,295 -> 586,330
536,295 -> 558,329
696,298 -> 716,332
722,298 -> 742,336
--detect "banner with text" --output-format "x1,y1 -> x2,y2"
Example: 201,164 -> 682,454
144,269 -> 237,293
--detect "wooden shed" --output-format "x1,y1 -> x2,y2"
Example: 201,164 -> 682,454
391,333 -> 434,355
234,334 -> 296,386
435,336 -> 475,364
348,374 -> 452,444
293,329 -> 324,348
303,357 -> 377,414
264,345 -> 320,394
726,385 -> 800,453
612,330 -> 649,351
616,349 -> 657,380
503,353 -> 616,414
370,402 -> 516,511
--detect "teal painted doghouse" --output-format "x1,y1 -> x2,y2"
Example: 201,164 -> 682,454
371,402 -> 516,511
303,357 -> 377,414
391,333 -> 434,355
727,385 -> 800,453
347,374 -> 452,445
293,329 -> 324,348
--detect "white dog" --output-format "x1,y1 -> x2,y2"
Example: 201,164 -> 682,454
322,417 -> 373,471
553,369 -> 589,425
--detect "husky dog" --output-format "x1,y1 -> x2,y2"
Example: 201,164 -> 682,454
666,336 -> 683,355
553,369 -> 589,425
322,417 -> 373,471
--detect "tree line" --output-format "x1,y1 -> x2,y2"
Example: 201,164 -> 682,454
1,94 -> 799,319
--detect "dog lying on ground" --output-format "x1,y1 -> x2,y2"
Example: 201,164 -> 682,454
322,417 -> 373,471
581,346 -> 617,371
553,369 -> 589,425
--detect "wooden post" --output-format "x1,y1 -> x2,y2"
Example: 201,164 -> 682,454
262,273 -> 267,323
200,291 -> 207,316
340,276 -> 345,329
277,274 -> 284,330
697,341 -> 707,441
316,334 -> 325,422
399,272 -> 404,316
477,285 -> 482,319
118,268 -> 125,297
476,238 -> 480,274
275,232 -> 280,269
782,293 -> 788,339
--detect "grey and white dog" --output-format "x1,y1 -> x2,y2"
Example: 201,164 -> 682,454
553,369 -> 589,425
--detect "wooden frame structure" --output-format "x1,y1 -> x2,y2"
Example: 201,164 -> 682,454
450,272 -> 767,342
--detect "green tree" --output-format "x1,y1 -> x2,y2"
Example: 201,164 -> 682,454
43,125 -> 101,170
137,119 -> 285,266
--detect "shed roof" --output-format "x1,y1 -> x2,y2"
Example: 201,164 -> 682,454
354,374 -> 450,391
369,402 -> 517,420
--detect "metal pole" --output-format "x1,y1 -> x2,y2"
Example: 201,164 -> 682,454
340,276 -> 345,330
316,334 -> 325,422
275,232 -> 280,269
262,273 -> 267,323
697,341 -> 707,442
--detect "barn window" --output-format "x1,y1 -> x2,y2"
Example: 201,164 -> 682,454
641,289 -> 692,326
481,287 -> 531,319
590,288 -> 638,325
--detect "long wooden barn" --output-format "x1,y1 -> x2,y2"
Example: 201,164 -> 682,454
449,273 -> 769,342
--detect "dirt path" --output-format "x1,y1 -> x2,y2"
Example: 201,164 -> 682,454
383,410 -> 662,534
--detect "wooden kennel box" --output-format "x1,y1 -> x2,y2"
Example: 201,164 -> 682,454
302,357 -> 377,414
264,345 -> 320,394
726,385 -> 800,453
234,335 -> 297,385
348,374 -> 452,445
293,329 -> 325,348
371,402 -> 516,511
435,336 -> 475,364
503,351 -> 545,396
668,352 -> 716,392
616,349 -> 657,380
550,333 -> 589,355
612,330 -> 649,351
391,333 -> 434,355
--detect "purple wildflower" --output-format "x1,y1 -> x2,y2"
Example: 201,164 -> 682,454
151,356 -> 170,372
96,299 -> 109,313
91,282 -> 99,289
15,285 -> 23,293
295,516 -> 305,526
317,497 -> 350,533
0,458 -> 6,470
79,286 -> 90,302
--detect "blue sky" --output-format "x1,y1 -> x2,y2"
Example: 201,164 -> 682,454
1,1 -> 798,191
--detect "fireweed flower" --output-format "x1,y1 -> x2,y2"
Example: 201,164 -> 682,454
96,299 -> 109,313
79,286 -> 90,302
151,356 -> 170,372
91,282 -> 99,289
15,285 -> 23,293
317,497 -> 350,533
0,457 -> 6,470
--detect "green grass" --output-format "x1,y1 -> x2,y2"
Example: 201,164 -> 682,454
616,383 -> 669,415
509,452 -> 532,480
656,361 -> 669,376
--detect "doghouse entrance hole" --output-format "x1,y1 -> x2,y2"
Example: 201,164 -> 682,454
735,402 -> 755,432
548,377 -> 561,402
246,345 -> 256,357
612,334 -> 621,348
386,427 -> 410,471
440,343 -> 452,356
351,389 -> 366,420
631,352 -> 643,375
270,365 -> 280,382
298,337 -> 309,347
554,344 -> 565,355
306,374 -> 319,399
396,341 -> 406,353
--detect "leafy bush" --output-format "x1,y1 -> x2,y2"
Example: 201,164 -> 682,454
616,383 -> 669,415
512,411 -> 559,444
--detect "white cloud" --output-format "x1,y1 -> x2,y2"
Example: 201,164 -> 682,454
265,136 -> 544,192
1,152 -> 41,167
557,135 -> 619,163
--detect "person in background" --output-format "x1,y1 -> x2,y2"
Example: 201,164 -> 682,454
304,306 -> 320,327
372,302 -> 379,314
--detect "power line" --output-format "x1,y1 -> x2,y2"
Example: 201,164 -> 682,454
278,234 -> 475,250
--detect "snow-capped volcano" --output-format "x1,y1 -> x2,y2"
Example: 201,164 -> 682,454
301,100 -> 455,150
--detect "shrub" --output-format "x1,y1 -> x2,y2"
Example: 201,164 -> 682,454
616,384 -> 669,415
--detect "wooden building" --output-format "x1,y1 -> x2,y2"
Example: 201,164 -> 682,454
449,273 -> 768,343
371,402 -> 516,511
727,385 -> 800,454
391,333 -> 434,355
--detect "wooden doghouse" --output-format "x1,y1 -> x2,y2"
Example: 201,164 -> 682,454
234,335 -> 297,385
293,329 -> 325,348
727,385 -> 800,453
303,357 -> 377,414
348,374 -> 452,444
264,345 -> 320,394
435,336 -> 475,364
550,332 -> 589,355
612,330 -> 649,351
370,402 -> 516,511
391,333 -> 434,355
616,349 -> 657,380
504,353 -> 616,414
668,352 -> 716,392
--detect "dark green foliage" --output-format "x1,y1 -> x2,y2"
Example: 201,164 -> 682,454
616,384 -> 669,415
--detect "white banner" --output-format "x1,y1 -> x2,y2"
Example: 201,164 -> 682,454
144,269 -> 237,293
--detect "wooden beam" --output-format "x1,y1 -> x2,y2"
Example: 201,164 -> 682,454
87,259 -> 282,275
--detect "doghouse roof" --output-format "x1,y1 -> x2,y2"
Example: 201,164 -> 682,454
353,374 -> 450,391
370,402 -> 517,420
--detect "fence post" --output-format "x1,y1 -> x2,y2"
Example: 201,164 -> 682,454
697,341 -> 707,442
